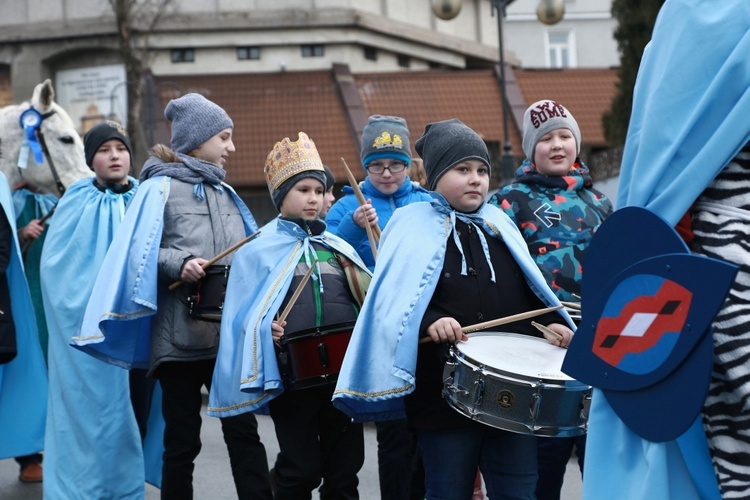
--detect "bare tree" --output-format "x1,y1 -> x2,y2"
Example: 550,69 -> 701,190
108,0 -> 175,161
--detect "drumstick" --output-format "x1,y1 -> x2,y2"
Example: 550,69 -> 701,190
531,321 -> 565,344
168,230 -> 261,290
341,157 -> 381,258
560,301 -> 581,310
571,293 -> 581,300
276,259 -> 319,324
341,157 -> 382,240
418,305 -> 564,344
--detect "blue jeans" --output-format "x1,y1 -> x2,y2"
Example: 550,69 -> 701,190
416,424 -> 537,500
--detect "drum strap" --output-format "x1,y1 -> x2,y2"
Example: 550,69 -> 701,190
336,253 -> 371,308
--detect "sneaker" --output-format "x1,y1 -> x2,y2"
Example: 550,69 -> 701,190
19,462 -> 43,483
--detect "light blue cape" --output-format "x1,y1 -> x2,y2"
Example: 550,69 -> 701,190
40,177 -> 164,496
207,216 -> 371,418
332,194 -> 572,422
72,176 -> 258,369
0,172 -> 47,460
586,1 -> 750,498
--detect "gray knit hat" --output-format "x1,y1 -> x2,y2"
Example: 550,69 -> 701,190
165,93 -> 234,154
360,115 -> 412,168
522,100 -> 581,161
415,119 -> 491,191
83,120 -> 132,169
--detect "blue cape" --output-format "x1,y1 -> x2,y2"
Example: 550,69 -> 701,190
332,194 -> 573,422
40,177 -> 164,495
0,172 -> 47,460
72,176 -> 258,369
207,216 -> 371,417
586,1 -> 750,498
616,0 -> 750,225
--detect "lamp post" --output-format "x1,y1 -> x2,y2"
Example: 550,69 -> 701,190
431,0 -> 565,185
493,0 -> 516,186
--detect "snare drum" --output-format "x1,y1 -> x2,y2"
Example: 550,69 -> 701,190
186,265 -> 230,323
277,321 -> 354,391
442,332 -> 591,437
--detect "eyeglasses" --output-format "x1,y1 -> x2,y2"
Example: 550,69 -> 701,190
366,162 -> 407,175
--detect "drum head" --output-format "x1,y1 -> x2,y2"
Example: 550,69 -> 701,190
457,332 -> 573,382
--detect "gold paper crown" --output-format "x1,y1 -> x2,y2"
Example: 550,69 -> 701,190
264,132 -> 324,192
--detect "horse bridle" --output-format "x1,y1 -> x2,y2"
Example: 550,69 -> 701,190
18,104 -> 67,197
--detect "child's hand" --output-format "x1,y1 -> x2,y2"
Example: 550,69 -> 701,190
181,257 -> 207,283
352,199 -> 379,230
271,320 -> 286,341
543,323 -> 574,348
426,317 -> 468,344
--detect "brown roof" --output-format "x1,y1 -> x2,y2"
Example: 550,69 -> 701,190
355,69 -> 514,155
155,71 -> 360,187
514,67 -> 619,148
154,66 -> 619,189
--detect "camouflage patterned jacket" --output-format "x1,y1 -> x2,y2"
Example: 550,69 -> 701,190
488,159 -> 612,301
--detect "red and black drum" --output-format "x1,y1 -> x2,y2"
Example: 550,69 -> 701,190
276,321 -> 355,391
186,265 -> 230,323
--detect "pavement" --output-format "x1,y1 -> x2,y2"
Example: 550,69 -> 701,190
1,407 -> 583,499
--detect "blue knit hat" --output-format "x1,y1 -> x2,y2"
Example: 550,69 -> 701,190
165,93 -> 233,154
360,115 -> 412,169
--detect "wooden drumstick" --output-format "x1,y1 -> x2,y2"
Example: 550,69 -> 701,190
276,259 -> 319,324
341,157 -> 381,258
560,301 -> 581,311
168,230 -> 261,290
418,305 -> 564,344
531,321 -> 565,345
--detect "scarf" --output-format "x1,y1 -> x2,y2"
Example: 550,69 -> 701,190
140,153 -> 226,200
515,158 -> 590,191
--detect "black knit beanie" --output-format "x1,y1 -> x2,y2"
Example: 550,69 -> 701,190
83,121 -> 133,169
414,119 -> 491,190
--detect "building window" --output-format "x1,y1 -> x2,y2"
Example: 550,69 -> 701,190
301,44 -> 324,58
397,54 -> 410,68
364,46 -> 377,61
171,48 -> 195,63
547,32 -> 575,68
237,46 -> 261,60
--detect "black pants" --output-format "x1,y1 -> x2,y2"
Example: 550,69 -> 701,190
535,435 -> 585,500
157,359 -> 272,500
375,419 -> 424,500
269,384 -> 364,500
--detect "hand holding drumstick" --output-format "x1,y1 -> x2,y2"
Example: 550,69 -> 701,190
419,305 -> 571,347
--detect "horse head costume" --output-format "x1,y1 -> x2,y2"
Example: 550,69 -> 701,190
0,79 -> 91,196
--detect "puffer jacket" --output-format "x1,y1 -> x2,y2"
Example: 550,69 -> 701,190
325,176 -> 431,270
489,159 -> 612,301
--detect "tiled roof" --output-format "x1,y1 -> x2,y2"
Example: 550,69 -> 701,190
154,66 -> 619,189
514,67 -> 619,148
354,69 -> 513,156
155,71 -> 360,187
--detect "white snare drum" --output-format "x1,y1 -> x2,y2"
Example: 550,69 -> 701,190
442,332 -> 591,437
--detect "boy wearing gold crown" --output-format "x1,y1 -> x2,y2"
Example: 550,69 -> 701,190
208,132 -> 372,499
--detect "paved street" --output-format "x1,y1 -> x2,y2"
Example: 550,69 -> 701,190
1,408 -> 582,499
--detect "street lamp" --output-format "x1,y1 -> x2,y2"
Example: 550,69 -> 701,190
431,0 -> 564,185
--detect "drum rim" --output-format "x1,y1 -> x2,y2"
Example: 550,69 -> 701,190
452,331 -> 586,386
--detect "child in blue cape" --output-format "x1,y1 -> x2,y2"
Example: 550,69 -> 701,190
209,132 -> 372,499
489,100 -> 612,499
333,119 -> 575,500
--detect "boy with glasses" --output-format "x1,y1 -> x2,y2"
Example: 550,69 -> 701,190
326,115 -> 431,271
326,115 -> 431,500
